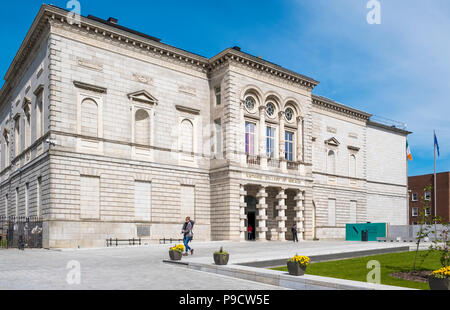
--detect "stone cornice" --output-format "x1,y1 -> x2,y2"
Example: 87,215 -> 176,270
73,81 -> 107,93
175,105 -> 200,115
1,4 -> 321,104
209,49 -> 320,90
367,120 -> 412,136
312,95 -> 372,121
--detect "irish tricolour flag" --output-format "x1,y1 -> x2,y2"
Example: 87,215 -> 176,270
406,140 -> 413,161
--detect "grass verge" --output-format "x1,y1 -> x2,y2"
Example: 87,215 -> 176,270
272,251 -> 441,290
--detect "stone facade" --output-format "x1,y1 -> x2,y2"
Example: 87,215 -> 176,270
0,5 -> 410,248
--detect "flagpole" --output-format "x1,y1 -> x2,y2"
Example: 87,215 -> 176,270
434,130 -> 437,224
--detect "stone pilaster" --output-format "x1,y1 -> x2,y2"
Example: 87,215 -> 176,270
239,185 -> 247,241
279,111 -> 287,172
259,106 -> 267,169
294,190 -> 306,241
276,188 -> 288,241
240,101 -> 247,166
297,116 -> 304,163
256,186 -> 268,241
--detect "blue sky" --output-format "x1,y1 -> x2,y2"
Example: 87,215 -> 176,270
0,0 -> 448,176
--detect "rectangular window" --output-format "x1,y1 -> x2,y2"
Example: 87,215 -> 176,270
15,188 -> 19,218
80,176 -> 100,220
425,208 -> 431,216
424,192 -> 431,201
4,195 -> 8,218
37,177 -> 42,218
245,122 -> 256,155
266,127 -> 275,158
214,119 -> 222,158
25,183 -> 29,218
412,193 -> 418,202
134,181 -> 152,221
285,131 -> 294,161
328,199 -> 336,227
412,207 -> 419,217
215,87 -> 221,106
36,90 -> 43,138
180,185 -> 195,221
14,117 -> 20,156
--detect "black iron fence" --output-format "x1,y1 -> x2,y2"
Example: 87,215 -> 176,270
106,238 -> 142,247
0,216 -> 43,249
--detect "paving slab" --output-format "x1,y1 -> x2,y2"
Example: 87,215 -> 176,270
0,241 -> 415,290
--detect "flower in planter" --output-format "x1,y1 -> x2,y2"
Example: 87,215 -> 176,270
170,244 -> 185,253
214,247 -> 228,256
288,255 -> 310,267
430,266 -> 450,279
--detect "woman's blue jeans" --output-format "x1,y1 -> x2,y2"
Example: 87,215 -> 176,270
183,236 -> 192,253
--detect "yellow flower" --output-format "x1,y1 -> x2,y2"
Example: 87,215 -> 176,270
288,255 -> 310,266
431,266 -> 450,278
170,244 -> 185,252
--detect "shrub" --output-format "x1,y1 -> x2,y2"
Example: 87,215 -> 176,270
214,247 -> 228,255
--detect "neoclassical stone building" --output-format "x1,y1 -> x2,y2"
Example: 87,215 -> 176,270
0,5 -> 410,248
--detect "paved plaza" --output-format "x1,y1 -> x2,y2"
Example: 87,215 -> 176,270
0,241 -> 415,290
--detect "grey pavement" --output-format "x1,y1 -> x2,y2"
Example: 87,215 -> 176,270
0,241 -> 414,290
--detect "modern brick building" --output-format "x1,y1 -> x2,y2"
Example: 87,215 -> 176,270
0,5 -> 411,248
408,172 -> 450,224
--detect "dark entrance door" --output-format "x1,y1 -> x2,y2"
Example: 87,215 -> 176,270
245,196 -> 257,241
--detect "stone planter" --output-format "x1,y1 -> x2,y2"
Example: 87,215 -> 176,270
428,277 -> 450,290
287,261 -> 307,276
214,253 -> 230,265
169,250 -> 183,261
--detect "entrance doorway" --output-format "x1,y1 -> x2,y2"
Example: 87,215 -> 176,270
245,196 -> 257,241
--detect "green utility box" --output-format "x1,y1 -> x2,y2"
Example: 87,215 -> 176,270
346,223 -> 387,242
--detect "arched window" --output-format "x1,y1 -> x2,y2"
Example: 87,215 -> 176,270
327,150 -> 336,174
134,109 -> 150,145
349,154 -> 357,178
81,98 -> 98,137
180,119 -> 194,154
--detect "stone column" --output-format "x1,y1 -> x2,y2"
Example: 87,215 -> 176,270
294,190 -> 306,241
256,186 -> 268,241
239,185 -> 248,241
296,116 -> 304,163
276,188 -> 288,241
259,106 -> 267,169
279,111 -> 287,171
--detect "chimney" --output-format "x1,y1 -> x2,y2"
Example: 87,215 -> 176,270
107,17 -> 118,24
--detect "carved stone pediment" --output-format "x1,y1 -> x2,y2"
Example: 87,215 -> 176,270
127,90 -> 158,105
325,137 -> 340,147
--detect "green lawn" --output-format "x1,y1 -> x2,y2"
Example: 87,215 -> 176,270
272,251 -> 442,290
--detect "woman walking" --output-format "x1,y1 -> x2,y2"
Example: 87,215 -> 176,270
181,217 -> 195,256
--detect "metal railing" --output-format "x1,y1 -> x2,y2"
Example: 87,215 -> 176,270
159,238 -> 184,245
246,155 -> 260,166
106,238 -> 142,247
0,216 -> 43,249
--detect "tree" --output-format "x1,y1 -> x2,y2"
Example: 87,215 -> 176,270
413,185 -> 433,272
